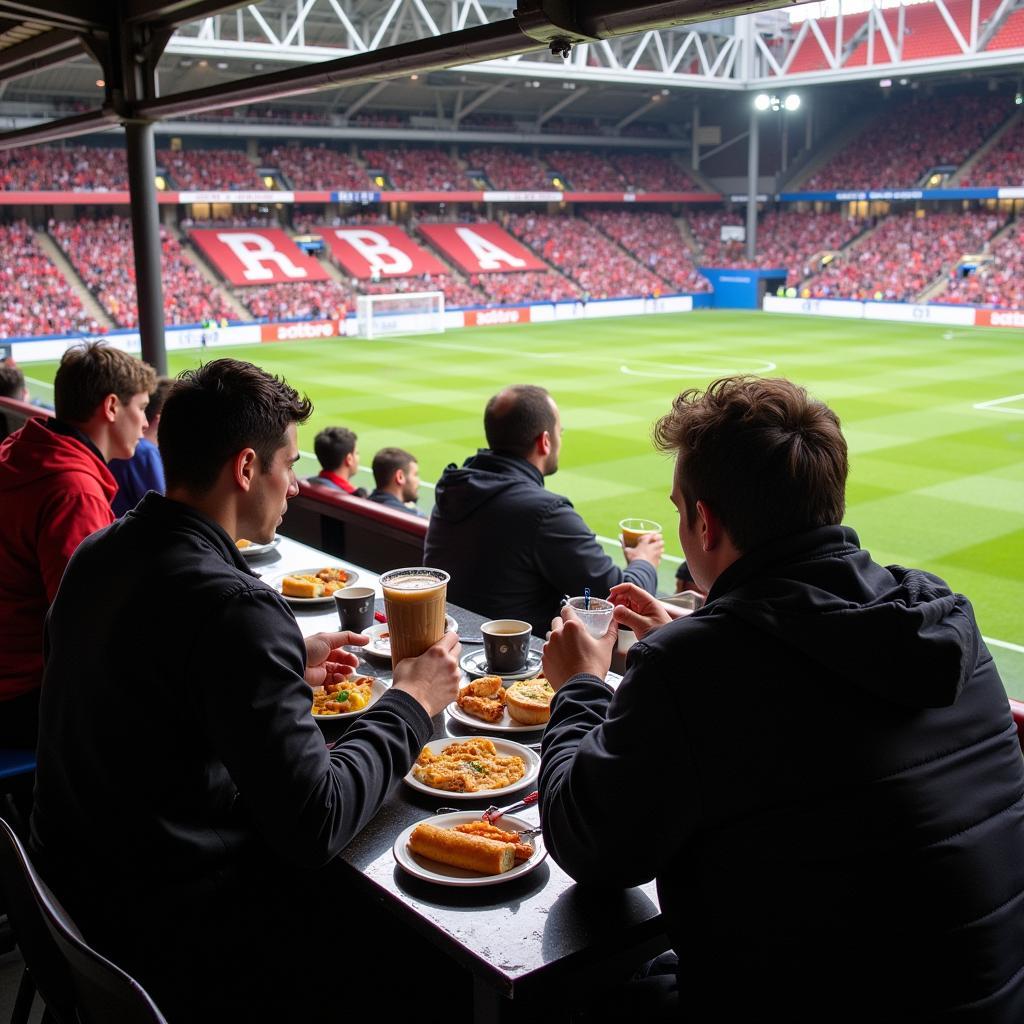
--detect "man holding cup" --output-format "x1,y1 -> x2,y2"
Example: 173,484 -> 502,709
540,376 -> 1024,1021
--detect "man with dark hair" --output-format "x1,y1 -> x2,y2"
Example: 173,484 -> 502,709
425,384 -> 662,636
108,375 -> 174,516
0,341 -> 155,747
541,376 -> 1024,1022
31,358 -> 461,1020
368,445 -> 424,517
311,425 -> 366,497
0,362 -> 28,401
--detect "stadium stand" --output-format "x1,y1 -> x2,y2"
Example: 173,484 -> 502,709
464,147 -> 550,191
50,216 -> 237,327
804,210 -> 1001,301
237,281 -> 353,320
469,269 -> 579,305
961,116 -> 1024,186
545,150 -> 625,190
0,145 -> 128,191
804,95 -> 1009,189
609,153 -> 697,191
988,7 -> 1024,49
362,147 -> 467,191
157,149 -> 264,190
359,273 -> 482,308
939,219 -> 1024,309
584,209 -> 710,292
785,13 -> 869,73
0,221 -> 96,338
264,145 -> 371,191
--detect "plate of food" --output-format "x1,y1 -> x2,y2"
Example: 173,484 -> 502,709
267,567 -> 359,606
311,674 -> 386,720
446,677 -> 553,733
404,737 -> 540,800
361,616 -> 458,661
393,811 -> 546,887
236,535 -> 281,558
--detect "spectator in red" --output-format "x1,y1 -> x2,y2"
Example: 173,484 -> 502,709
311,426 -> 366,497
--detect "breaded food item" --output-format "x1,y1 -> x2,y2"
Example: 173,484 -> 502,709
454,821 -> 533,863
281,567 -> 350,599
312,676 -> 374,716
236,538 -> 252,549
505,678 -> 554,725
408,823 -> 515,874
457,676 -> 507,723
412,738 -> 526,793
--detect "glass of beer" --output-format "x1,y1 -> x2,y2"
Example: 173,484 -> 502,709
620,518 -> 662,548
380,567 -> 450,668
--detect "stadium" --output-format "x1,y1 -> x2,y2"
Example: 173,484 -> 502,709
1,0 -> 1024,1018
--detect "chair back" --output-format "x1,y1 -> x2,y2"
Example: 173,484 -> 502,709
0,818 -> 167,1024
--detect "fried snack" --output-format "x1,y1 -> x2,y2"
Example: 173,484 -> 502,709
312,676 -> 374,716
236,538 -> 252,549
408,823 -> 515,874
281,568 -> 350,599
457,677 -> 507,724
504,678 -> 554,726
412,738 -> 527,793
454,821 -> 533,863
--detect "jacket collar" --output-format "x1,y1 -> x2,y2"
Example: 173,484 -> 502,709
465,449 -> 545,487
47,417 -> 105,465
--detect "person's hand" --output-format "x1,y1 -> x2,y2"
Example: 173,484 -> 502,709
623,531 -> 664,569
392,632 -> 462,718
542,605 -> 616,690
608,582 -> 672,641
304,631 -> 369,689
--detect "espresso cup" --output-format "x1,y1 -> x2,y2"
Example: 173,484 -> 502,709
481,619 -> 532,674
334,586 -> 376,633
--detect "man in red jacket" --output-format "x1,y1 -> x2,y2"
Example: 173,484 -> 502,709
0,342 -> 155,748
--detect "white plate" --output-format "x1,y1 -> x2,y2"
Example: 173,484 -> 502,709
361,616 -> 458,661
446,697 -> 545,733
459,648 -> 542,682
237,535 -> 281,558
267,566 -> 360,607
404,736 -> 540,800
311,676 -> 387,721
393,811 -> 546,887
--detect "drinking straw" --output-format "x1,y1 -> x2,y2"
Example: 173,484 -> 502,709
584,587 -> 591,610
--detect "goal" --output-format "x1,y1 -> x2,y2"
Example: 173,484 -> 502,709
355,291 -> 445,339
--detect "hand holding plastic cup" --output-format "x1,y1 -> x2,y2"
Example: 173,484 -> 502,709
620,518 -> 662,548
565,596 -> 614,638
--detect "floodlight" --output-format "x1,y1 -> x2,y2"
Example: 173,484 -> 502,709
784,94 -> 801,112
754,94 -> 771,111
1016,92 -> 1023,106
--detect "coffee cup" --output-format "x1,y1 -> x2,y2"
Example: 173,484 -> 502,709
481,619 -> 532,674
380,567 -> 450,668
620,518 -> 662,548
334,586 -> 375,633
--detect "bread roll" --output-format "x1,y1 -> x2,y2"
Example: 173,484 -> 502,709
282,575 -> 323,598
408,823 -> 515,874
505,678 -> 554,725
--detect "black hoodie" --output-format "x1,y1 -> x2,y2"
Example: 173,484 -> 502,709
541,526 -> 1024,1021
425,450 -> 657,636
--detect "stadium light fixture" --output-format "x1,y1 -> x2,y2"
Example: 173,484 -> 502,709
784,93 -> 801,112
1016,92 -> 1023,106
754,93 -> 771,111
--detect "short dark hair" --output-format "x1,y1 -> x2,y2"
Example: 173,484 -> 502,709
53,342 -> 156,423
653,376 -> 847,551
160,359 -> 312,493
484,385 -> 556,458
0,363 -> 25,399
314,426 -> 357,472
147,377 -> 175,421
372,447 -> 415,489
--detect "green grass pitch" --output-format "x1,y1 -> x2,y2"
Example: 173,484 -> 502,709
22,310 -> 1024,696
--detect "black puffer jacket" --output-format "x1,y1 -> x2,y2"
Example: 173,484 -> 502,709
541,526 -> 1024,1021
425,450 -> 657,636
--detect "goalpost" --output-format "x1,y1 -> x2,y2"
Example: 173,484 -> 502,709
355,291 -> 445,339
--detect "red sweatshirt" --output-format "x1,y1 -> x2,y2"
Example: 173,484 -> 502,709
0,418 -> 116,701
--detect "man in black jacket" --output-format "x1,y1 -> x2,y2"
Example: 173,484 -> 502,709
425,384 -> 663,635
541,376 -> 1024,1022
31,360 -> 461,1021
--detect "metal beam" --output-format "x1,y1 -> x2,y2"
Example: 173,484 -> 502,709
0,107 -> 119,151
122,0 -> 244,30
453,78 -> 506,122
0,28 -> 85,84
536,85 -> 589,126
0,0 -> 104,32
615,94 -> 661,131
343,79 -> 388,118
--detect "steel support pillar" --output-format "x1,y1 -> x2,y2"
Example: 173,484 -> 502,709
746,107 -> 759,261
125,120 -> 167,375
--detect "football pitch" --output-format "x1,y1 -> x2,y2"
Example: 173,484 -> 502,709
23,310 -> 1024,696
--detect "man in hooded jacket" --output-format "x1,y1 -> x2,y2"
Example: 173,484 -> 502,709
540,376 -> 1024,1022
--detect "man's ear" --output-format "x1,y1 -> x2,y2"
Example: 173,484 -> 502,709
233,448 -> 258,492
394,468 -> 406,487
536,430 -> 552,458
695,499 -> 724,552
101,393 -> 119,423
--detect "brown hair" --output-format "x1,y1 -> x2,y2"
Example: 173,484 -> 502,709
314,426 -> 357,471
653,376 -> 847,551
160,359 -> 312,493
372,447 -> 416,489
484,385 -> 556,458
53,343 -> 156,423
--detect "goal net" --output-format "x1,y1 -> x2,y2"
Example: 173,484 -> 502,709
355,291 -> 445,339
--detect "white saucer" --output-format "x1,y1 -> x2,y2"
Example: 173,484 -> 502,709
459,648 -> 542,681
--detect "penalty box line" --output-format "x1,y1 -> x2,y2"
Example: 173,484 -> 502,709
974,393 -> 1024,416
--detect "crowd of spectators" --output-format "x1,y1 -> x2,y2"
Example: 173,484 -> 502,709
464,148 -> 550,191
359,273 -> 482,308
0,145 -> 128,191
362,147 -> 467,191
584,210 -> 709,292
939,219 -> 1024,309
610,153 -> 696,192
265,145 -> 371,191
157,149 -> 264,190
0,221 -> 96,338
50,216 -> 236,327
545,150 -> 624,191
804,211 -> 1001,301
238,281 -> 353,320
470,270 -> 580,306
961,118 -> 1024,187
460,113 -> 518,132
506,212 -> 667,298
805,96 -> 1010,190
350,111 -> 409,129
